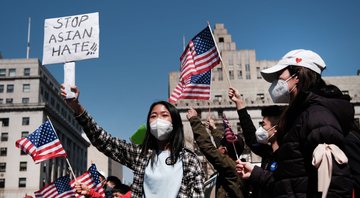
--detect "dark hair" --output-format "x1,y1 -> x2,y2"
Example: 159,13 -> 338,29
141,101 -> 184,164
214,134 -> 244,161
107,176 -> 122,186
113,183 -> 131,194
261,105 -> 285,126
277,66 -> 327,143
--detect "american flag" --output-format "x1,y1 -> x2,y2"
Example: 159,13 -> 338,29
15,120 -> 67,164
34,175 -> 76,198
169,70 -> 211,101
222,113 -> 236,142
169,26 -> 220,103
70,164 -> 105,198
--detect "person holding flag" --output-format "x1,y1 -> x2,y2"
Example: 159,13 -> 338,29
61,86 -> 205,197
186,108 -> 245,198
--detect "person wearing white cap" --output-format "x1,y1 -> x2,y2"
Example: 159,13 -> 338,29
236,49 -> 354,197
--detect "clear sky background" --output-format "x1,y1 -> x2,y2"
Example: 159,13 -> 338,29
1,0 -> 359,183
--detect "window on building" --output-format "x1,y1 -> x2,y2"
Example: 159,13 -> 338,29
257,93 -> 265,100
256,67 -> 262,79
0,69 -> 6,77
245,64 -> 250,72
1,133 -> 8,141
217,67 -> 223,81
0,99 -> 3,104
0,85 -> 3,93
19,162 -> 27,171
23,84 -> 30,92
0,163 -> 6,172
214,95 -> 222,102
8,69 -> 16,77
5,98 -> 13,104
6,84 -> 14,93
44,91 -> 49,101
218,37 -> 224,43
18,178 -> 26,188
24,68 -> 30,76
229,70 -> 234,80
21,131 -> 29,138
0,179 -> 5,188
237,70 -> 243,79
0,148 -> 7,156
22,98 -> 29,104
0,118 -> 9,127
22,117 -> 30,125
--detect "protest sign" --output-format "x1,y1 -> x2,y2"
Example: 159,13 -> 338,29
42,12 -> 99,65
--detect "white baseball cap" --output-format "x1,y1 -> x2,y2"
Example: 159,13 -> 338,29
261,49 -> 326,82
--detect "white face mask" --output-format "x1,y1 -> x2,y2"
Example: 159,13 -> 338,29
150,118 -> 173,141
255,125 -> 277,145
255,127 -> 269,144
268,74 -> 296,103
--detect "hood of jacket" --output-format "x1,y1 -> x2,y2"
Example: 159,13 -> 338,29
306,85 -> 354,134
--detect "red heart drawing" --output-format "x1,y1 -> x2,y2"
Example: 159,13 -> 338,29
295,58 -> 302,63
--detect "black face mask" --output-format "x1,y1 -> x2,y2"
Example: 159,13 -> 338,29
105,185 -> 113,192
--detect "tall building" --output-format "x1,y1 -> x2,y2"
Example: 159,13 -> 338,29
169,23 -> 360,165
0,58 -> 87,197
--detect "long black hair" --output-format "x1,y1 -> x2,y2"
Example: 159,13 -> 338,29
277,66 -> 326,143
140,101 -> 185,164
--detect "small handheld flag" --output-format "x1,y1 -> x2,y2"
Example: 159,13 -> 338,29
15,120 -> 67,163
34,175 -> 75,198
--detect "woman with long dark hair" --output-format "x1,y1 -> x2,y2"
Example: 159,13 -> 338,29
61,87 -> 205,198
236,49 -> 354,197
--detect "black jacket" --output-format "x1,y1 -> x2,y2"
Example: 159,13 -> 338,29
272,88 -> 354,198
237,108 -> 276,198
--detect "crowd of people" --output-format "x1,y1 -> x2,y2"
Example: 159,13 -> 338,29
57,49 -> 359,197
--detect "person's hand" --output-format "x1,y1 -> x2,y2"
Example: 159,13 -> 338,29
60,84 -> 84,115
205,117 -> 216,130
235,160 -> 254,179
186,108 -> 198,120
228,87 -> 245,109
74,182 -> 89,195
225,130 -> 238,143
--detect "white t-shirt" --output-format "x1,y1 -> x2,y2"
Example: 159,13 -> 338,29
143,150 -> 183,198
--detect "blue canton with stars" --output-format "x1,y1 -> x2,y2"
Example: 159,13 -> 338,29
54,176 -> 72,194
190,70 -> 211,84
89,164 -> 101,185
27,120 -> 57,147
192,27 -> 216,55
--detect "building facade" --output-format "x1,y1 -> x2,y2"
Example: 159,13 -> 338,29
169,23 -> 360,166
0,58 -> 88,197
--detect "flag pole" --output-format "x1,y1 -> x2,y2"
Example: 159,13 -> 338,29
207,22 -> 232,88
46,116 -> 77,181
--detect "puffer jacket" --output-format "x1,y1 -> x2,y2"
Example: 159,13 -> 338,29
272,88 -> 354,197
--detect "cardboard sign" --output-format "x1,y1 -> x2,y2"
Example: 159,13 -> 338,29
42,12 -> 99,65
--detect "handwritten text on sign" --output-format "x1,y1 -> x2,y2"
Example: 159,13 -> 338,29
42,12 -> 99,65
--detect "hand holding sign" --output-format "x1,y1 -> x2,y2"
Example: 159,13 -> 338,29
42,12 -> 100,99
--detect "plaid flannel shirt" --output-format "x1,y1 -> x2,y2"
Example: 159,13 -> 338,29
76,111 -> 205,198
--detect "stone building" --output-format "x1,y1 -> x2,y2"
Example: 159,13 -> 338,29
0,58 -> 123,197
